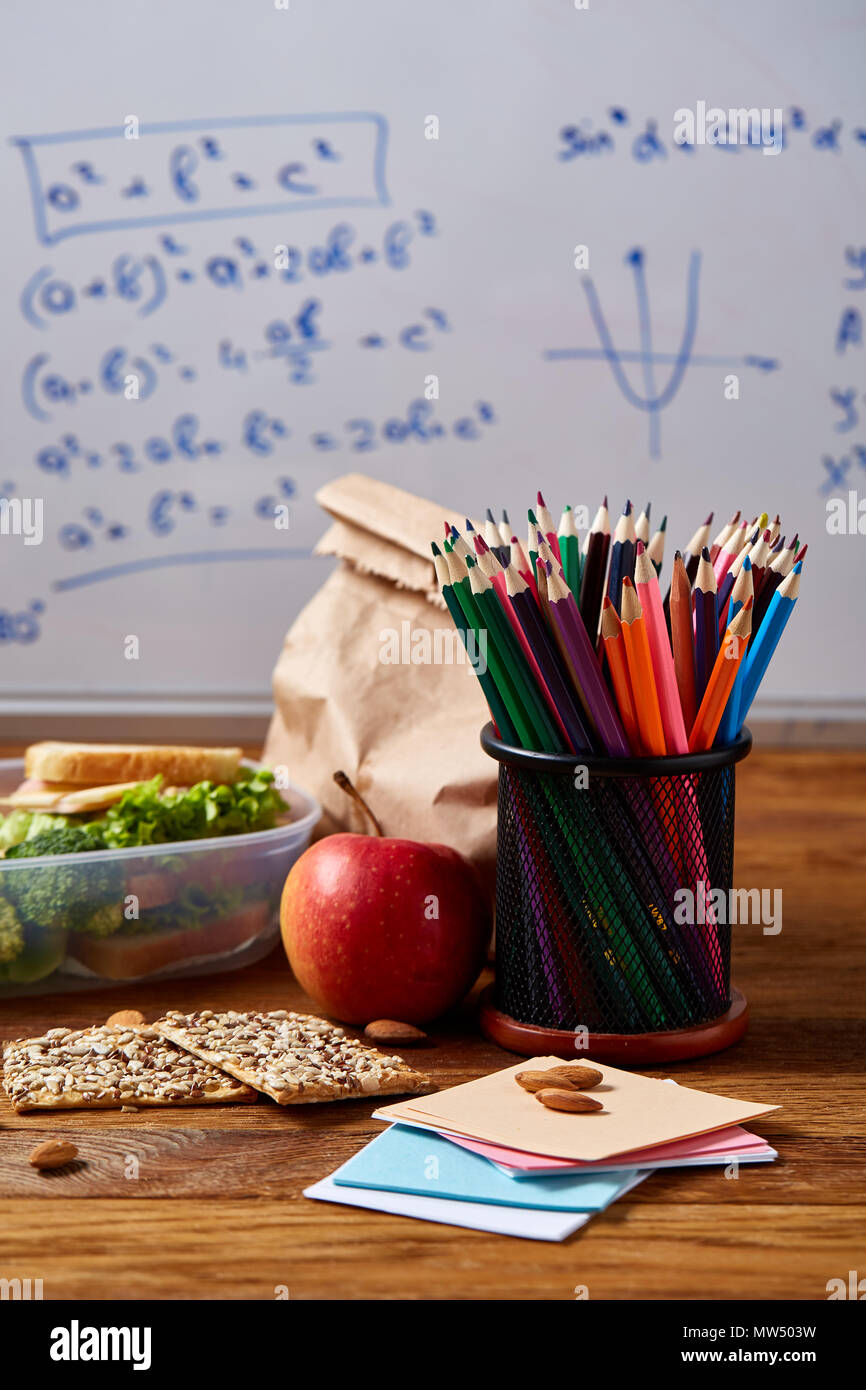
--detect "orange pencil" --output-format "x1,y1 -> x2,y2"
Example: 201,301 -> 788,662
669,550 -> 698,732
620,578 -> 666,757
601,596 -> 641,753
689,601 -> 753,751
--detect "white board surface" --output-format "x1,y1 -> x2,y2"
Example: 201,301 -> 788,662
1,0 -> 864,724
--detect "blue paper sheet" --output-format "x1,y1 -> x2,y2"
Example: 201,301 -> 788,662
332,1124 -> 643,1211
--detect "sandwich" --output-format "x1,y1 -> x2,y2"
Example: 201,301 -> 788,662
0,742 -> 291,985
5,742 -> 245,813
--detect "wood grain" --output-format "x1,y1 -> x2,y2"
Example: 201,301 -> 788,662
0,748 -> 864,1300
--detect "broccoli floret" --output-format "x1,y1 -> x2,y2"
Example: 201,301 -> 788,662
6,824 -> 105,858
70,900 -> 124,937
4,826 -> 117,929
0,898 -> 24,963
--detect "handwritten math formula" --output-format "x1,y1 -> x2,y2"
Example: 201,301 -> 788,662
5,112 -> 497,644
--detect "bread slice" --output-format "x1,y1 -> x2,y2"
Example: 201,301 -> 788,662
24,742 -> 243,788
67,900 -> 272,980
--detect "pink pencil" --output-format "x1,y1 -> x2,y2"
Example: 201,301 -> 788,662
713,521 -> 746,587
634,543 -> 688,754
634,543 -> 721,962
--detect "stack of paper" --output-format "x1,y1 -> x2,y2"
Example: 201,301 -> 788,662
304,1057 -> 778,1241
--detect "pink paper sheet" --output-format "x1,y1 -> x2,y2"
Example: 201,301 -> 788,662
447,1124 -> 771,1173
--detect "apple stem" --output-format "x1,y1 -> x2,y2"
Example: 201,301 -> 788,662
333,771 -> 385,837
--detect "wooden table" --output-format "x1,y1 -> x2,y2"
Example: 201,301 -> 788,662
1,749 -> 864,1301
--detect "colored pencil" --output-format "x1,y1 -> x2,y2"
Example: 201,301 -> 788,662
664,511 -> 713,621
669,550 -> 698,733
747,528 -> 774,597
713,520 -> 746,586
558,504 -> 582,602
607,499 -> 636,615
709,509 -> 741,564
690,602 -> 752,751
579,495 -> 611,639
716,562 -> 802,744
693,547 -> 719,707
535,492 -> 562,565
432,544 -> 520,745
680,512 -> 714,586
634,501 -> 652,547
526,509 -> 541,579
499,509 -> 512,548
719,552 -> 753,638
448,526 -> 472,564
647,515 -> 667,577
509,533 -> 537,594
601,598 -> 641,753
635,544 -> 689,754
467,557 -> 563,751
504,563 -> 595,753
473,533 -> 504,583
545,565 -> 630,756
620,578 -> 666,757
735,563 -> 802,727
751,544 -> 793,634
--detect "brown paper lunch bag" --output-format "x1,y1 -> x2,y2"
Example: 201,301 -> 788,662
263,472 -> 497,889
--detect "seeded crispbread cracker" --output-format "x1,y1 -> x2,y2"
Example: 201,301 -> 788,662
153,1009 -> 435,1105
2,1025 -> 257,1113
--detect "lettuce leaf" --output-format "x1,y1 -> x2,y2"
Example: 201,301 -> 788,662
98,767 -> 287,849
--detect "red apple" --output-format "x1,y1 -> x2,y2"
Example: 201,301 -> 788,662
280,778 -> 490,1024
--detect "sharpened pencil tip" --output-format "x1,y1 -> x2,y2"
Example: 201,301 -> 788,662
635,539 -> 646,555
674,548 -> 682,560
659,515 -> 667,531
602,494 -> 608,508
502,508 -> 510,525
624,499 -> 632,514
475,534 -> 489,553
485,507 -> 496,524
536,490 -> 546,508
701,546 -> 711,560
465,518 -> 474,532
644,501 -> 651,518
431,541 -> 441,556
742,554 -> 751,569
705,512 -> 714,525
527,507 -> 538,525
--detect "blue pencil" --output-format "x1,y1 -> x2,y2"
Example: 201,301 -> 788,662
716,562 -> 802,743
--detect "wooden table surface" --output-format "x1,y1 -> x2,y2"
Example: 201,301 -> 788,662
1,748 -> 864,1301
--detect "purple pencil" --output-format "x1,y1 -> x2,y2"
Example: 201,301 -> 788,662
544,566 -> 630,757
503,563 -> 595,753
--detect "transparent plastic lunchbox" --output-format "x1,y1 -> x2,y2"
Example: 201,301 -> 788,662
0,760 -> 320,995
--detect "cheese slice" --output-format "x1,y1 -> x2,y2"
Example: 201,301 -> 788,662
0,781 -> 142,814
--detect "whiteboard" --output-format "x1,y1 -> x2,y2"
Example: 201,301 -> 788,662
1,0 -> 864,728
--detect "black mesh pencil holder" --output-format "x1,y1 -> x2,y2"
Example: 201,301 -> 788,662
479,723 -> 753,1065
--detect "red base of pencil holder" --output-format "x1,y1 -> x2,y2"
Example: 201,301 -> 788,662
479,984 -> 749,1065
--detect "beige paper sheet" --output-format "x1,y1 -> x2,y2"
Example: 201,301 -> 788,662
376,1057 -> 779,1162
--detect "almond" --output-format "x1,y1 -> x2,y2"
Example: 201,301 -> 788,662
364,1020 -> 427,1045
29,1139 -> 78,1170
515,1064 -> 603,1093
106,1009 -> 146,1027
535,1088 -> 604,1114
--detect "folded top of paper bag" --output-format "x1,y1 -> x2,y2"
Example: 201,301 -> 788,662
375,1056 -> 779,1162
314,472 -> 460,601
